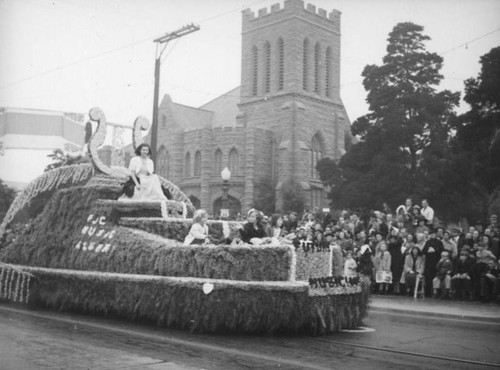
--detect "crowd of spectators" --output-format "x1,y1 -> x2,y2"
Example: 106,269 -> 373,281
227,200 -> 499,303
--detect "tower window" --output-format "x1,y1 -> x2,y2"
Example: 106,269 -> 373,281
314,42 -> 321,94
194,150 -> 201,177
311,133 -> 322,179
302,38 -> 309,91
325,47 -> 331,97
277,38 -> 284,91
264,42 -> 271,94
184,152 -> 191,177
252,46 -> 258,96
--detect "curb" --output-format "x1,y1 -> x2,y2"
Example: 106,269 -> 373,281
368,305 -> 500,323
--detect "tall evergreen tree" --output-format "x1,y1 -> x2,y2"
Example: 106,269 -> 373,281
456,46 -> 500,193
452,46 -> 500,219
320,23 -> 459,215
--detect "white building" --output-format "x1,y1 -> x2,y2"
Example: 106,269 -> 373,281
0,107 -> 85,189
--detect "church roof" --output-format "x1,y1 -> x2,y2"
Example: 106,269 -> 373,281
170,103 -> 213,131
199,86 -> 241,128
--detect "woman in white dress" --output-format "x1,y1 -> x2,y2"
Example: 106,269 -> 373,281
121,143 -> 168,201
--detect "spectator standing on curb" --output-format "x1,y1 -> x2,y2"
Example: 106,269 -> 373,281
401,246 -> 425,296
423,230 -> 444,297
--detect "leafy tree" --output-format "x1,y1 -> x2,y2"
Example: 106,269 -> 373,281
253,177 -> 276,215
45,148 -> 88,172
281,181 -> 306,214
319,23 -> 461,218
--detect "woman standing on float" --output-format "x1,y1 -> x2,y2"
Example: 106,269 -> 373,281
122,143 -> 168,201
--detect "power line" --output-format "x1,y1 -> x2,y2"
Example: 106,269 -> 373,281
0,0 -> 267,91
440,26 -> 500,55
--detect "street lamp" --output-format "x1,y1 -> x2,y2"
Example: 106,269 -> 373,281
220,167 -> 231,219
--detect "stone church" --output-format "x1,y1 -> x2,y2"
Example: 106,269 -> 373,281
152,0 -> 352,217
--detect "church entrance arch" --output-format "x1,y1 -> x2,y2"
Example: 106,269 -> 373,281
213,195 -> 241,220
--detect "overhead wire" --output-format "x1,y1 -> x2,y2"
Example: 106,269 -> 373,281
0,0 -> 268,91
1,0 -> 498,101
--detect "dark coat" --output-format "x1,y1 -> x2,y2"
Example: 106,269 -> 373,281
240,222 -> 266,243
422,238 -> 444,282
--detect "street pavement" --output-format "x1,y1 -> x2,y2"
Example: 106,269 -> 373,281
1,297 -> 499,370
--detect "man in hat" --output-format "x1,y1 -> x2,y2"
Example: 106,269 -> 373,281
487,214 -> 498,232
422,228 -> 444,297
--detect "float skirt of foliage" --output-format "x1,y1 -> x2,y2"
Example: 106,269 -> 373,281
20,266 -> 369,335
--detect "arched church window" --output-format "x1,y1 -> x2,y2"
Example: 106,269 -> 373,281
314,42 -> 321,93
264,41 -> 271,94
271,139 -> 278,184
214,149 -> 222,175
302,38 -> 309,91
277,38 -> 284,91
311,133 -> 322,179
157,145 -> 170,178
228,148 -> 239,175
252,45 -> 258,96
184,152 -> 191,177
194,150 -> 201,177
325,47 -> 332,98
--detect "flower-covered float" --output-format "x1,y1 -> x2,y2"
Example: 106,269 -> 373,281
0,108 -> 369,335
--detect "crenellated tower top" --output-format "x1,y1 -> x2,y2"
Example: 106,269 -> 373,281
242,0 -> 341,34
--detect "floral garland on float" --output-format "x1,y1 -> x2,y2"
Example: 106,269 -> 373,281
0,262 -> 34,304
0,163 -> 93,236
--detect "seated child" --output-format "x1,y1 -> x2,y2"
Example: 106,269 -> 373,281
451,248 -> 474,300
183,209 -> 210,246
433,250 -> 453,298
480,258 -> 499,303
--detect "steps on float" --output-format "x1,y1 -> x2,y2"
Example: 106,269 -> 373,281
119,217 -> 243,242
95,199 -> 188,219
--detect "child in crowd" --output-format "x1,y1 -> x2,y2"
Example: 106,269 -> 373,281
344,251 -> 358,276
374,243 -> 392,294
433,251 -> 453,298
452,248 -> 474,300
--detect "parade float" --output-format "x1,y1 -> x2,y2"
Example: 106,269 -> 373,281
0,108 -> 369,335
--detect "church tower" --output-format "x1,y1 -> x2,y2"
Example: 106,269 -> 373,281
239,0 -> 352,211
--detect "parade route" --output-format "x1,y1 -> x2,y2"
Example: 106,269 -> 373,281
1,299 -> 499,370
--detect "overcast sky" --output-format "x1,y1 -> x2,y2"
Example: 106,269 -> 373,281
1,0 -> 499,127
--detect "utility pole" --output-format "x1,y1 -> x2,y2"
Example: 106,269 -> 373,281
150,24 -> 200,165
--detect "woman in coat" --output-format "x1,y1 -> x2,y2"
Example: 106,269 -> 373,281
401,246 -> 425,296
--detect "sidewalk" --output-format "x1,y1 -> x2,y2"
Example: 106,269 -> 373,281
369,295 -> 500,323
